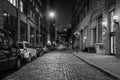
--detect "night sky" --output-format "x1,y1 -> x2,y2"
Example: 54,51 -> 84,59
55,0 -> 72,27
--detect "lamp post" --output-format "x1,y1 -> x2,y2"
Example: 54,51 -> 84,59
47,10 -> 56,45
17,0 -> 20,41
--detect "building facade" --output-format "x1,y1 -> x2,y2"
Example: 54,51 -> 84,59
0,0 -> 48,47
72,0 -> 120,57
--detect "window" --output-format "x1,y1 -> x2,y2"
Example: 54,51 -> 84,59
13,0 -> 16,6
8,0 -> 17,7
33,0 -> 35,6
29,11 -> 33,19
23,3 -> 27,15
20,1 -> 23,12
18,43 -> 23,49
93,28 -> 96,43
0,31 -> 8,49
110,9 -> 115,32
8,0 -> 13,4
8,35 -> 14,46
0,32 -> 5,37
35,5 -> 39,12
20,22 -> 27,41
25,43 -> 31,48
85,6 -> 88,16
98,16 -> 102,43
33,13 -> 35,20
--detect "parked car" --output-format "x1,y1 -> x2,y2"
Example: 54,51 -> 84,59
43,46 -> 49,53
35,46 -> 43,57
18,41 -> 37,62
56,44 -> 66,50
0,29 -> 22,71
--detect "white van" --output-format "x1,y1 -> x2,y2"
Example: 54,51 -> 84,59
18,41 -> 37,62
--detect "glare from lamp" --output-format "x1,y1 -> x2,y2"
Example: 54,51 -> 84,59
84,36 -> 86,40
49,11 -> 55,19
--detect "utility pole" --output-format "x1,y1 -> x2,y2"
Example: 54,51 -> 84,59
17,0 -> 20,41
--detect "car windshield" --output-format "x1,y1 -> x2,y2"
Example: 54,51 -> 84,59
18,43 -> 23,49
25,43 -> 31,48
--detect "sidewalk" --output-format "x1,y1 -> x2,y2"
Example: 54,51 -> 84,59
72,51 -> 120,80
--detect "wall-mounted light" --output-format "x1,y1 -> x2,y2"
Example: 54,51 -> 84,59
48,11 -> 56,19
113,15 -> 119,24
84,36 -> 86,40
3,12 -> 7,16
102,21 -> 107,27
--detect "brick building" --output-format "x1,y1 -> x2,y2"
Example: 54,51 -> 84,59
0,0 -> 47,47
72,0 -> 120,57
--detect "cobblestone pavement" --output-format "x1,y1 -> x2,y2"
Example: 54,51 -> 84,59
3,51 -> 115,80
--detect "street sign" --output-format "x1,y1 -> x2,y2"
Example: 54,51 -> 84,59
74,31 -> 80,37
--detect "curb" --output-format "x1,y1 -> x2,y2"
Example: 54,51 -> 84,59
71,52 -> 120,80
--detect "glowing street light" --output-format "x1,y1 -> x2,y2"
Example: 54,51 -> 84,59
48,11 -> 55,19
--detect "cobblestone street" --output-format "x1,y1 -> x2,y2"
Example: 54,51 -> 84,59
2,51 -> 115,80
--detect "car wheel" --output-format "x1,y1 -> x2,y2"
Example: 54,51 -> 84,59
15,58 -> 21,70
37,53 -> 40,57
17,58 -> 21,68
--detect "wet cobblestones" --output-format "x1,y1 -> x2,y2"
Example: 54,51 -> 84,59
3,51 -> 115,80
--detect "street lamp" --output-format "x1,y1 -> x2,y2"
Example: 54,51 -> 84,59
48,11 -> 55,19
47,10 -> 56,43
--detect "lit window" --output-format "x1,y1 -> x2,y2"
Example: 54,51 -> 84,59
20,1 -> 23,12
8,0 -> 12,4
16,0 -> 18,8
13,0 -> 16,6
8,0 -> 17,7
98,16 -> 102,43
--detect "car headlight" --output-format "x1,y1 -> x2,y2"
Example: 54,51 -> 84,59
20,49 -> 27,53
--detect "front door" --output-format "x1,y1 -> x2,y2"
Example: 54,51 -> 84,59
109,9 -> 116,55
110,35 -> 116,55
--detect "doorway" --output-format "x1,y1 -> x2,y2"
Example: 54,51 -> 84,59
110,35 -> 116,55
109,9 -> 116,55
